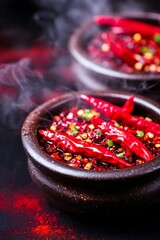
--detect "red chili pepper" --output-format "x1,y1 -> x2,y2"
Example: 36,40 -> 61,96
81,95 -> 160,136
80,94 -> 133,118
117,112 -> 160,136
39,130 -> 133,169
94,15 -> 160,36
92,116 -> 153,162
106,33 -> 137,67
121,95 -> 134,113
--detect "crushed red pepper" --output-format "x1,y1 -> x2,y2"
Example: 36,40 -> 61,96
86,15 -> 160,73
0,186 -> 81,239
38,96 -> 160,171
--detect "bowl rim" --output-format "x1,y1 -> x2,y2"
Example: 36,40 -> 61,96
21,90 -> 160,181
69,11 -> 160,81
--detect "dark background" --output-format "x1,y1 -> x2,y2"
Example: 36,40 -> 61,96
0,1 -> 160,239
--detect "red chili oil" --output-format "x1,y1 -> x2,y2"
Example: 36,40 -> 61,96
86,18 -> 160,73
38,106 -> 160,171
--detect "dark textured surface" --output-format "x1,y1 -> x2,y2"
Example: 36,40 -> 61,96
0,1 -> 160,239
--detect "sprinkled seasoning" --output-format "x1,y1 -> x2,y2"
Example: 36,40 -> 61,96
86,15 -> 160,73
0,186 -> 84,239
38,96 -> 160,171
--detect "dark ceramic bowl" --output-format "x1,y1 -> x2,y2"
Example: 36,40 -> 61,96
21,90 -> 160,217
69,11 -> 160,102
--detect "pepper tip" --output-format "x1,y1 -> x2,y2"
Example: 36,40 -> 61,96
80,94 -> 88,100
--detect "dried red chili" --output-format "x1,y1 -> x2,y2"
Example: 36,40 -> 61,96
94,15 -> 160,36
80,94 -> 133,119
91,115 -> 153,162
81,94 -> 160,136
39,130 -> 133,169
105,33 -> 138,67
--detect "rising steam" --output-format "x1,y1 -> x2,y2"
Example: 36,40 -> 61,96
0,0 -> 159,129
0,57 -> 68,129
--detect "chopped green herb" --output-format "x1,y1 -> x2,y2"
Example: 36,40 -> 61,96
141,46 -> 154,54
137,130 -> 144,138
114,121 -> 120,127
116,152 -> 124,158
154,34 -> 160,43
82,109 -> 93,119
70,126 -> 79,134
83,112 -> 93,119
107,139 -> 114,147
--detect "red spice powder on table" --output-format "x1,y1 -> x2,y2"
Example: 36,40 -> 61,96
0,184 -> 83,239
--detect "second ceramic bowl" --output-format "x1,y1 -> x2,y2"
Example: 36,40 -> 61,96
69,11 -> 160,102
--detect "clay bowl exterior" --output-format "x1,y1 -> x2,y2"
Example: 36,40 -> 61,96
69,11 -> 160,102
21,90 -> 160,217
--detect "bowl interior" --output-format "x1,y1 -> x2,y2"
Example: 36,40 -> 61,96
69,11 -> 160,81
21,90 -> 160,180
